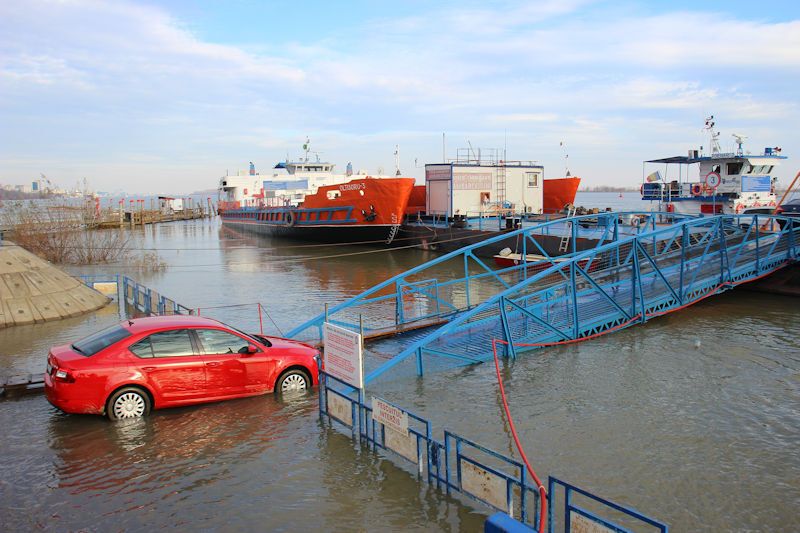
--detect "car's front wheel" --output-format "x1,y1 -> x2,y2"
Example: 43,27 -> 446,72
275,369 -> 311,394
107,387 -> 151,420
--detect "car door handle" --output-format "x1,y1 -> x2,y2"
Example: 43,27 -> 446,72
143,366 -> 156,371
206,361 -> 221,367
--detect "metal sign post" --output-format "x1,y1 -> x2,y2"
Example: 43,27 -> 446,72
705,171 -> 721,214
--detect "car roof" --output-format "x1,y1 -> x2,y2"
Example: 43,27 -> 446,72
121,315 -> 229,334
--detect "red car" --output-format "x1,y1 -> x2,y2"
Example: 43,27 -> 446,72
45,315 -> 319,420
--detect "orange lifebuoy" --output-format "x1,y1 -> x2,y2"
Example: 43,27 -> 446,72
691,184 -> 703,196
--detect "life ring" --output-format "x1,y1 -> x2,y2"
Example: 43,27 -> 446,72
691,184 -> 703,196
286,211 -> 296,227
630,215 -> 643,227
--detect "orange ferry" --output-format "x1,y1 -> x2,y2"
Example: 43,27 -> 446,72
218,153 -> 416,244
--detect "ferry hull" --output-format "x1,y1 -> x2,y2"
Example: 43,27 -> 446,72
220,220 -> 401,244
220,177 -> 415,245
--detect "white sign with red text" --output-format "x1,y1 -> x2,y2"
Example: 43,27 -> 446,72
371,397 -> 409,433
323,323 -> 363,389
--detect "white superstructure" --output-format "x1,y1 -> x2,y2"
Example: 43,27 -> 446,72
641,117 -> 786,215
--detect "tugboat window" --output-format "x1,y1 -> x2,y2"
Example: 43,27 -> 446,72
726,162 -> 743,175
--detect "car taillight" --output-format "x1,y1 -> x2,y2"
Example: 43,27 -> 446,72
54,368 -> 75,383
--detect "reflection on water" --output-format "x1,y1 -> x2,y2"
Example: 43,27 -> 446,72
0,218 -> 798,531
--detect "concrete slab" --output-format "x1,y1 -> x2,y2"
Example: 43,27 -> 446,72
23,270 -> 60,294
48,293 -> 84,318
7,297 -> 35,326
0,249 -> 21,274
0,300 -> 8,328
0,243 -> 113,329
30,294 -> 63,321
3,273 -> 32,299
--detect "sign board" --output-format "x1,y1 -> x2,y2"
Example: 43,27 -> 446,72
371,397 -> 409,433
460,459 -> 510,514
323,323 -> 363,389
704,172 -> 721,190
326,391 -> 353,427
385,427 -> 418,464
453,172 -> 492,190
570,511 -> 616,533
425,166 -> 452,182
741,175 -> 771,193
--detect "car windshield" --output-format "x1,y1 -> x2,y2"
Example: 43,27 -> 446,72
72,325 -> 131,356
229,326 -> 270,347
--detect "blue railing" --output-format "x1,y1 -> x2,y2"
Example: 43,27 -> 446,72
288,211 -> 693,347
318,366 -> 667,532
362,214 -> 798,383
121,276 -> 194,316
548,477 -> 667,533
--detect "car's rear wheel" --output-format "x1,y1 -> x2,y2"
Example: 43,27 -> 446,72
107,387 -> 151,420
275,369 -> 310,394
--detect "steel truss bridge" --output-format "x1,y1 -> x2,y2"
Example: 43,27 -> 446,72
287,212 -> 798,384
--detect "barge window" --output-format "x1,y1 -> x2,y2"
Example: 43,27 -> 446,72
526,172 -> 539,187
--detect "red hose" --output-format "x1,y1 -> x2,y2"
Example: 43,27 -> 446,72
491,339 -> 548,532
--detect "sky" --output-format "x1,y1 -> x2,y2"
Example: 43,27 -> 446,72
1,0 -> 799,194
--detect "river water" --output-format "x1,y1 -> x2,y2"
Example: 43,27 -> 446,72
1,193 -> 798,531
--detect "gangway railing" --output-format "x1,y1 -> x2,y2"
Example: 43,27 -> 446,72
362,214 -> 797,383
287,211 -> 694,347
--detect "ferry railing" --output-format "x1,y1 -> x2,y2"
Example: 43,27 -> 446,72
318,365 -> 668,532
287,211 -> 695,347
360,214 -> 798,383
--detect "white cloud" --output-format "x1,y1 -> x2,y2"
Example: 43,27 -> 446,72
0,0 -> 798,191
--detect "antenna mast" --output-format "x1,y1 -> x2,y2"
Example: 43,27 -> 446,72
560,141 -> 571,177
394,145 -> 401,176
704,116 -> 721,155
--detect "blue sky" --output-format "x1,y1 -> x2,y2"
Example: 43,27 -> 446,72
1,0 -> 799,194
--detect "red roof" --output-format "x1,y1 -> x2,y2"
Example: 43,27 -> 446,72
121,315 -> 227,334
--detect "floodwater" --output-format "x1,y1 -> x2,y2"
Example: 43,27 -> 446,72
1,193 -> 798,531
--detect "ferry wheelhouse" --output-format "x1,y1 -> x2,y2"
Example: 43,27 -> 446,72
641,117 -> 786,215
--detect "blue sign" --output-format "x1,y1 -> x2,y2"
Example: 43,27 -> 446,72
741,175 -> 771,192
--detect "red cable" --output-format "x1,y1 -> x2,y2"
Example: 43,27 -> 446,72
491,339 -> 548,532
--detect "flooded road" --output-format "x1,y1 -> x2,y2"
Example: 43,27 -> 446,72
1,212 -> 798,531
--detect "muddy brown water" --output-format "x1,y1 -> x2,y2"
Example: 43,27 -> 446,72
1,215 -> 798,531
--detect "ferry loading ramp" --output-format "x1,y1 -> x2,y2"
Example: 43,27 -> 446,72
287,212 -> 799,384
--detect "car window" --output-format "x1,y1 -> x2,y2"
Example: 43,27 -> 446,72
196,329 -> 252,354
130,338 -> 154,358
147,330 -> 195,357
72,325 -> 131,357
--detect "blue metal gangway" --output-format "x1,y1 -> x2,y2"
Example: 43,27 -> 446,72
288,213 -> 798,384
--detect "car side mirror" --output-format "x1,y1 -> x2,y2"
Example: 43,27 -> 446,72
247,344 -> 258,354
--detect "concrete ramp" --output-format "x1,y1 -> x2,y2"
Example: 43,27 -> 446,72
0,242 -> 110,328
